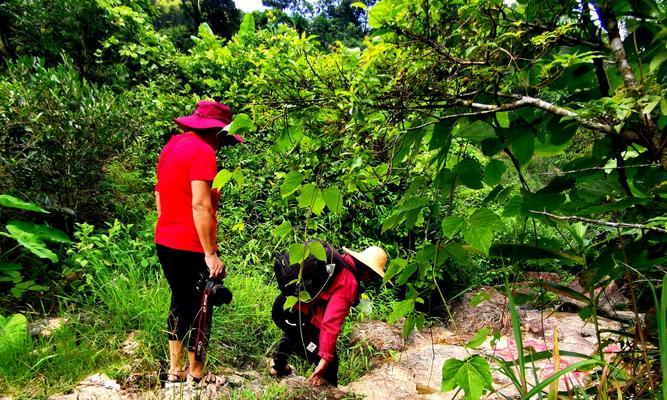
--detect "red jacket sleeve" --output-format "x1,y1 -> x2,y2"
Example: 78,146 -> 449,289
190,146 -> 217,182
318,269 -> 358,361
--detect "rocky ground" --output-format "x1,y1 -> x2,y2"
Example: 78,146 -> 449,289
21,283 -> 636,400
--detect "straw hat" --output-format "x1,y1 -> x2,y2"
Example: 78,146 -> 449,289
342,246 -> 388,278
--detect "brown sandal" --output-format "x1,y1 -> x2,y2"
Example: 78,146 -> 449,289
166,367 -> 189,385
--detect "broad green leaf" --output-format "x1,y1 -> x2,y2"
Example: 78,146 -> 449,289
0,195 -> 47,213
470,291 -> 491,306
281,171 -> 304,197
288,243 -> 308,265
298,290 -> 312,302
650,48 -> 667,73
274,125 -> 305,152
538,281 -> 591,303
483,160 -> 507,186
441,216 -> 465,238
0,313 -> 28,344
212,169 -> 233,190
456,158 -> 483,189
403,313 -> 416,337
272,220 -> 292,240
6,221 -> 69,244
441,355 -> 493,399
463,209 -> 503,254
297,183 -> 325,215
489,243 -> 584,264
322,186 -> 343,214
227,113 -> 252,134
381,212 -> 403,234
456,121 -> 496,142
0,263 -> 22,272
351,1 -> 367,9
283,295 -> 298,310
388,299 -> 414,324
309,241 -> 327,261
2,228 -> 58,262
383,258 -> 406,284
239,13 -> 255,35
510,131 -> 534,165
232,167 -> 244,186
466,327 -> 491,349
496,112 -> 510,128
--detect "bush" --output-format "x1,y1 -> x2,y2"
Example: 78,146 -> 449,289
0,57 -> 140,223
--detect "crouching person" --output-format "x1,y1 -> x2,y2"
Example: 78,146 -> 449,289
270,243 -> 388,387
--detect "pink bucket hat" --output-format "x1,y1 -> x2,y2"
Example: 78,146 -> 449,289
174,100 -> 244,143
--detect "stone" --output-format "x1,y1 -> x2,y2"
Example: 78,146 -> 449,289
349,319 -> 406,352
29,317 -> 67,337
449,287 -> 517,338
345,364 -> 420,400
122,331 -> 142,356
49,374 -> 124,400
279,375 -> 348,400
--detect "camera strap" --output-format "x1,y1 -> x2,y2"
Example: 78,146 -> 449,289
194,283 -> 211,362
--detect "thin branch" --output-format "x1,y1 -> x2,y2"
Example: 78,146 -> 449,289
529,210 -> 667,234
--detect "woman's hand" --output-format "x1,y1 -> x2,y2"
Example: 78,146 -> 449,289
204,253 -> 226,278
308,358 -> 329,386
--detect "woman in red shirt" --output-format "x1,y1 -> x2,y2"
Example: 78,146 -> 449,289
270,245 -> 388,387
155,100 -> 243,384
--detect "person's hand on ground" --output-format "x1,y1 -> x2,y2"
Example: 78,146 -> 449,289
308,358 -> 329,386
204,253 -> 226,278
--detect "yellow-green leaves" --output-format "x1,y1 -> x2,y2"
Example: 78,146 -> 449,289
212,168 -> 244,191
298,183 -> 326,215
308,240 -> 327,261
0,195 -> 48,213
442,209 -> 503,255
455,158 -> 484,189
272,220 -> 292,241
322,186 -> 343,214
281,171 -> 344,215
227,113 -> 252,135
288,242 -> 308,265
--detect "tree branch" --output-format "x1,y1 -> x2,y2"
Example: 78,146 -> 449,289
530,210 -> 667,234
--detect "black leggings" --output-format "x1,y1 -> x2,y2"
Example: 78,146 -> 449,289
156,244 -> 211,352
271,294 -> 340,386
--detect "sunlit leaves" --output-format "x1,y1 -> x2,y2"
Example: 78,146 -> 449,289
322,186 -> 343,214
0,195 -> 47,213
441,216 -> 465,238
298,184 -> 325,215
0,313 -> 28,345
212,169 -> 233,190
238,13 -> 255,36
455,120 -> 496,142
441,355 -> 493,399
227,113 -> 252,134
308,240 -> 327,261
272,220 -> 292,240
464,209 -> 504,254
288,243 -> 308,265
281,171 -> 304,197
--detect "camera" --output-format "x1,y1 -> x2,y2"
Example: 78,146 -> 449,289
195,273 -> 233,307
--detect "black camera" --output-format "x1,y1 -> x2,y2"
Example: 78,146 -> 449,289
195,274 -> 233,307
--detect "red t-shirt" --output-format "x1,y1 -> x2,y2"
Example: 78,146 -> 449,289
297,254 -> 359,362
155,132 -> 219,253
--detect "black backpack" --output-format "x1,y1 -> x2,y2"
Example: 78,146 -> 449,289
274,240 -> 356,301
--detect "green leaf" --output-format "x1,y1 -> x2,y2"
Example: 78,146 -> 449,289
650,48 -> 667,73
283,295 -> 298,310
456,121 -> 496,142
489,243 -> 584,264
309,241 -> 327,261
483,160 -> 507,186
466,327 -> 491,349
0,313 -> 28,344
351,1 -> 367,9
212,169 -> 233,190
456,158 -> 483,189
388,299 -> 414,324
0,263 -> 22,272
298,290 -> 312,302
322,186 -> 343,214
441,355 -> 493,399
510,131 -> 534,165
470,291 -> 491,306
463,209 -> 503,254
2,227 -> 58,262
239,13 -> 255,35
227,113 -> 252,134
496,112 -> 510,128
5,221 -> 69,243
441,216 -> 465,238
297,183 -> 325,215
281,171 -> 304,198
288,243 -> 308,265
538,281 -> 591,304
232,167 -> 244,186
272,220 -> 292,240
403,313 -> 416,337
0,195 -> 47,213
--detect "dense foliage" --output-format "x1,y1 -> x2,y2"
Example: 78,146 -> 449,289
0,0 -> 665,398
